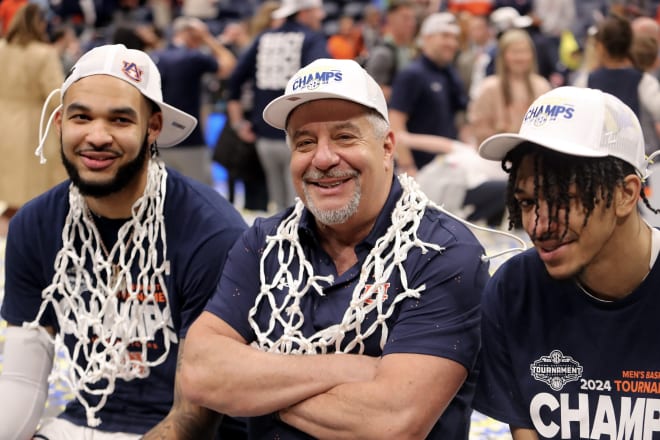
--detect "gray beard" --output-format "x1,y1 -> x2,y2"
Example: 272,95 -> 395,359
303,179 -> 361,225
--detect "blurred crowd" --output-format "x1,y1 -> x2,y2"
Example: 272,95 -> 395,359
3,0 -> 660,230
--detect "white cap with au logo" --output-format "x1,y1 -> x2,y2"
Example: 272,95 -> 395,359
262,58 -> 388,130
478,86 -> 648,178
60,44 -> 197,148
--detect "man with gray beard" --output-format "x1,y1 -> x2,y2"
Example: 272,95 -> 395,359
180,58 -> 490,440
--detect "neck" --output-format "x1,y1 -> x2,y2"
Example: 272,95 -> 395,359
576,216 -> 652,300
600,55 -> 633,69
85,163 -> 150,219
507,70 -> 530,81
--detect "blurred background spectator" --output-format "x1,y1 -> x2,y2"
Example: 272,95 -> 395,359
0,3 -> 65,232
151,16 -> 236,185
467,28 -> 550,146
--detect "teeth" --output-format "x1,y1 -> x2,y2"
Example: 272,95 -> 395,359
318,182 -> 342,188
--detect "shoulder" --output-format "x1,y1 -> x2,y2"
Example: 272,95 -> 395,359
8,182 -> 70,246
474,75 -> 500,96
163,168 -> 247,234
530,74 -> 552,92
484,248 -> 547,304
243,208 -> 295,242
417,207 -> 486,263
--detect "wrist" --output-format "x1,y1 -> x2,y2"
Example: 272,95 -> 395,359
231,119 -> 249,131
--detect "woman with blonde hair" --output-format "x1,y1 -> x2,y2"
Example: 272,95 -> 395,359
468,28 -> 551,145
0,3 -> 65,232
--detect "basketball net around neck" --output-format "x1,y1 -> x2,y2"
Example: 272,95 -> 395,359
25,160 -> 175,427
248,173 -> 445,355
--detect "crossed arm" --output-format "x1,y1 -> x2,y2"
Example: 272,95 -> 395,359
181,312 -> 468,439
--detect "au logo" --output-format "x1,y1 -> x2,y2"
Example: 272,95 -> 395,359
530,350 -> 583,391
363,283 -> 390,305
122,61 -> 143,83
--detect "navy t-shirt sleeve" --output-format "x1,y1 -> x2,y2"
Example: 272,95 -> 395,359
194,51 -> 219,75
473,262 -> 534,428
1,201 -> 56,326
176,222 -> 245,337
204,223 -> 264,341
227,40 -> 259,101
389,68 -> 423,115
382,224 -> 486,370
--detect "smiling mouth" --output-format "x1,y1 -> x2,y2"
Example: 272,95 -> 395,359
80,152 -> 119,160
314,180 -> 344,188
537,240 -> 573,253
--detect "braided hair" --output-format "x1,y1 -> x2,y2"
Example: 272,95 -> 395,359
502,142 -> 659,240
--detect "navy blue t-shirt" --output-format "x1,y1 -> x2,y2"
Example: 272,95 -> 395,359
205,178 -> 488,439
1,167 -> 247,434
227,19 -> 329,140
474,247 -> 660,439
588,67 -> 643,116
389,55 -> 468,169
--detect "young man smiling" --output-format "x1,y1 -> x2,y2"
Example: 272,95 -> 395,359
473,86 -> 660,439
0,44 -> 247,439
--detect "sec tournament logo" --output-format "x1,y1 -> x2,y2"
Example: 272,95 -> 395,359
530,350 -> 583,391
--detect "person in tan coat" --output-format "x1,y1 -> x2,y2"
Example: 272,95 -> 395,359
0,3 -> 66,227
468,28 -> 551,146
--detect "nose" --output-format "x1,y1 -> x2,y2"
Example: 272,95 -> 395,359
85,120 -> 113,148
311,137 -> 340,170
526,200 -> 559,239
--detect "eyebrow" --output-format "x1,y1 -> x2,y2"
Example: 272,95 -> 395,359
65,102 -> 139,119
290,121 -> 362,139
513,187 -> 529,197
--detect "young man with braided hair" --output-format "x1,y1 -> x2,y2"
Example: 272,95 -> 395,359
181,58 -> 490,439
0,44 -> 247,438
473,86 -> 660,439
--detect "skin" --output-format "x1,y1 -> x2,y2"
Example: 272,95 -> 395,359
503,38 -> 535,77
288,99 -> 393,269
507,154 -> 652,438
56,75 -> 160,218
181,99 -> 469,439
52,74 -> 221,437
513,155 -> 652,300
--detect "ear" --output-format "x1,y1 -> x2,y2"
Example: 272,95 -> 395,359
147,112 -> 163,145
383,129 -> 396,171
615,174 -> 643,217
54,108 -> 63,136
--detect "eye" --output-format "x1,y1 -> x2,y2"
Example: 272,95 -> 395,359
334,132 -> 359,145
69,113 -> 90,121
516,198 -> 536,210
112,116 -> 134,124
294,138 -> 316,152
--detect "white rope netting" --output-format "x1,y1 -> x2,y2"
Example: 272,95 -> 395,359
248,174 -> 446,355
25,160 -> 176,427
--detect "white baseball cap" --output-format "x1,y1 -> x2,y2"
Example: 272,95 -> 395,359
490,6 -> 533,33
272,0 -> 323,19
478,86 -> 647,177
61,44 -> 197,148
262,58 -> 388,129
420,12 -> 461,36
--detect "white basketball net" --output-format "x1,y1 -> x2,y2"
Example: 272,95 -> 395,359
25,160 -> 176,427
248,174 -> 445,355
